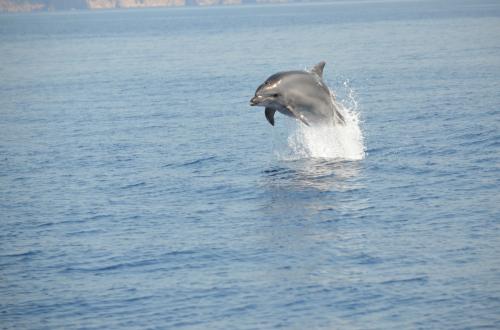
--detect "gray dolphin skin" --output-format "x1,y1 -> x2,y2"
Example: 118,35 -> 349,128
250,61 -> 345,127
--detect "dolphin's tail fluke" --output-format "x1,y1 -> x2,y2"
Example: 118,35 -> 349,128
335,108 -> 346,125
330,90 -> 346,126
331,100 -> 346,125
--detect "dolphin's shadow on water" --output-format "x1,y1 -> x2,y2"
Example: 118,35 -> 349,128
263,158 -> 363,193
259,158 -> 366,217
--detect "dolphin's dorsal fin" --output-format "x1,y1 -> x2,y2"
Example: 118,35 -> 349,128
311,61 -> 326,78
265,107 -> 276,126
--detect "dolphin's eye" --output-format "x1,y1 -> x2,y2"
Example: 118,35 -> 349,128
273,94 -> 279,97
265,81 -> 270,85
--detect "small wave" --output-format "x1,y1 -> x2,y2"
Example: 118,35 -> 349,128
181,156 -> 216,167
62,250 -> 199,273
163,156 -> 217,168
381,276 -> 428,286
121,182 -> 146,189
0,250 -> 41,258
279,82 -> 365,161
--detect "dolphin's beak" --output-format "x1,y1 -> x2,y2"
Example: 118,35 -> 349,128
250,96 -> 260,106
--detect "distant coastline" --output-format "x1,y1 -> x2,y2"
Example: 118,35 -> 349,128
0,0 -> 299,12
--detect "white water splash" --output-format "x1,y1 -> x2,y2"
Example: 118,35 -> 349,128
281,82 -> 365,161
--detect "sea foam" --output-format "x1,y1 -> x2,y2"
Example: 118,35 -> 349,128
280,82 -> 365,161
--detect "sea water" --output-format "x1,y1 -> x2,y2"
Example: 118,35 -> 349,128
1,0 -> 500,328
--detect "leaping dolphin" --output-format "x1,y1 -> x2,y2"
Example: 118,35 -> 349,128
250,61 -> 345,127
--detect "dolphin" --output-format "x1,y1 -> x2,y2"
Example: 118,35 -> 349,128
249,61 -> 345,127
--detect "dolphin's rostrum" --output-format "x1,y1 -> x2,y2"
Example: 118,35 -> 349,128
250,62 -> 345,126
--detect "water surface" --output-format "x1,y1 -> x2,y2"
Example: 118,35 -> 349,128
1,0 -> 500,328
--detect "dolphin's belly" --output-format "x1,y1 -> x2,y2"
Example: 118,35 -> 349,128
298,104 -> 334,123
276,107 -> 295,118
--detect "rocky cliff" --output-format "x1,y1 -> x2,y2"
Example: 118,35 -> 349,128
0,0 -> 289,11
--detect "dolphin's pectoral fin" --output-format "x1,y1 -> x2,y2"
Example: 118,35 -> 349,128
265,107 -> 276,126
286,106 -> 310,126
311,61 -> 326,78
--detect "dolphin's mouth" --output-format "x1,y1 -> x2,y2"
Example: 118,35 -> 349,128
250,96 -> 260,106
250,95 -> 272,106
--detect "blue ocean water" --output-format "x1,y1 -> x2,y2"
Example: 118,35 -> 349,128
1,0 -> 500,328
